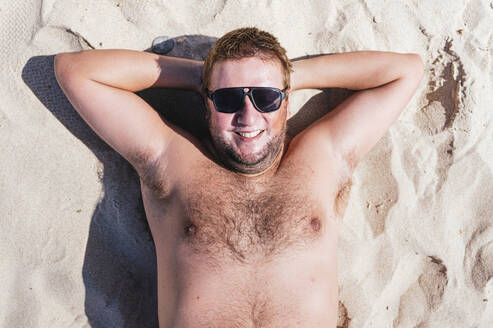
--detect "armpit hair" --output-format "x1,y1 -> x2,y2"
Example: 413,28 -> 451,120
132,149 -> 172,199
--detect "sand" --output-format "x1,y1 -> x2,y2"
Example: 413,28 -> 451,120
1,0 -> 492,327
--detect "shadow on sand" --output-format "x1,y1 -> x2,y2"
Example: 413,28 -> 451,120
22,34 -> 350,327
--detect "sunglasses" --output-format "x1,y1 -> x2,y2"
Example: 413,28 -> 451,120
206,87 -> 287,113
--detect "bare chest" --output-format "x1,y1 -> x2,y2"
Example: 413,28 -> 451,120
175,161 -> 335,264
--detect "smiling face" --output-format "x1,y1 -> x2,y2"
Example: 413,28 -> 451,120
205,57 -> 289,175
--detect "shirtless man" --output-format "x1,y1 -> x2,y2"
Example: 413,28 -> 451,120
54,27 -> 424,327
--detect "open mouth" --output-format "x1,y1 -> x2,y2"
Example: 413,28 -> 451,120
234,130 -> 264,138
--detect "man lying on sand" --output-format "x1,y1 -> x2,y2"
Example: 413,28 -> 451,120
54,27 -> 424,327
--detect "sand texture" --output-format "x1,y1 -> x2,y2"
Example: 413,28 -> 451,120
1,0 -> 492,327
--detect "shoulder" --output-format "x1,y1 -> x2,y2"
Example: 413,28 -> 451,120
286,125 -> 353,179
285,127 -> 354,217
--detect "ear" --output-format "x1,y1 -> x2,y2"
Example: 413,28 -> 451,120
285,91 -> 291,116
204,101 -> 211,122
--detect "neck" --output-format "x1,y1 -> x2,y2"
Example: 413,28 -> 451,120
232,141 -> 285,179
205,134 -> 287,180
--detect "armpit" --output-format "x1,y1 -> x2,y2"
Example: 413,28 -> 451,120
131,148 -> 160,174
135,150 -> 173,199
334,177 -> 352,218
344,148 -> 359,173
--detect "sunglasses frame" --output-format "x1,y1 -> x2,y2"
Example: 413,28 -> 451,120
206,86 -> 287,113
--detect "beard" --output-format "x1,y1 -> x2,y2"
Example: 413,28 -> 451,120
209,120 -> 287,175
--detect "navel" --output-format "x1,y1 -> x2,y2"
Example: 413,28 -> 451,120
310,217 -> 321,232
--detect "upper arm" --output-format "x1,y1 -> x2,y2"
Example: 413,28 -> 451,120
54,53 -> 175,174
307,54 -> 424,170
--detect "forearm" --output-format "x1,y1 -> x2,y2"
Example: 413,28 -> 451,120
291,51 -> 423,91
54,49 -> 203,92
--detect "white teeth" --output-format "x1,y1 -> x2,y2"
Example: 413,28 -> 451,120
237,130 -> 262,138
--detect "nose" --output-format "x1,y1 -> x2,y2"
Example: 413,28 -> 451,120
235,91 -> 261,126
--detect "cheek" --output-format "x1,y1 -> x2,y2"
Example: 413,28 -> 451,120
270,109 -> 287,131
209,113 -> 232,131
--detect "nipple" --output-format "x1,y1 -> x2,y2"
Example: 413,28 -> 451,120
184,222 -> 197,236
310,218 -> 321,232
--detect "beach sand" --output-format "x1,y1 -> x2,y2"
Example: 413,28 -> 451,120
1,0 -> 492,327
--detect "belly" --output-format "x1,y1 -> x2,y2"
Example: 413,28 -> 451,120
142,160 -> 343,327
159,234 -> 339,328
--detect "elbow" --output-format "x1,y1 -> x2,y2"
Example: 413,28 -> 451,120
407,53 -> 425,80
396,53 -> 424,87
54,53 -> 69,83
54,51 -> 84,79
54,52 -> 74,80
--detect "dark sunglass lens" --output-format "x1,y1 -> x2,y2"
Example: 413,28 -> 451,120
213,88 -> 243,113
252,89 -> 281,112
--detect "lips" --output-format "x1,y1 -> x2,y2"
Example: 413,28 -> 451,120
235,130 -> 263,138
233,129 -> 264,139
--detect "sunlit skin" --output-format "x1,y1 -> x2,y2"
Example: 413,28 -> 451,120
54,44 -> 424,327
204,57 -> 289,176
